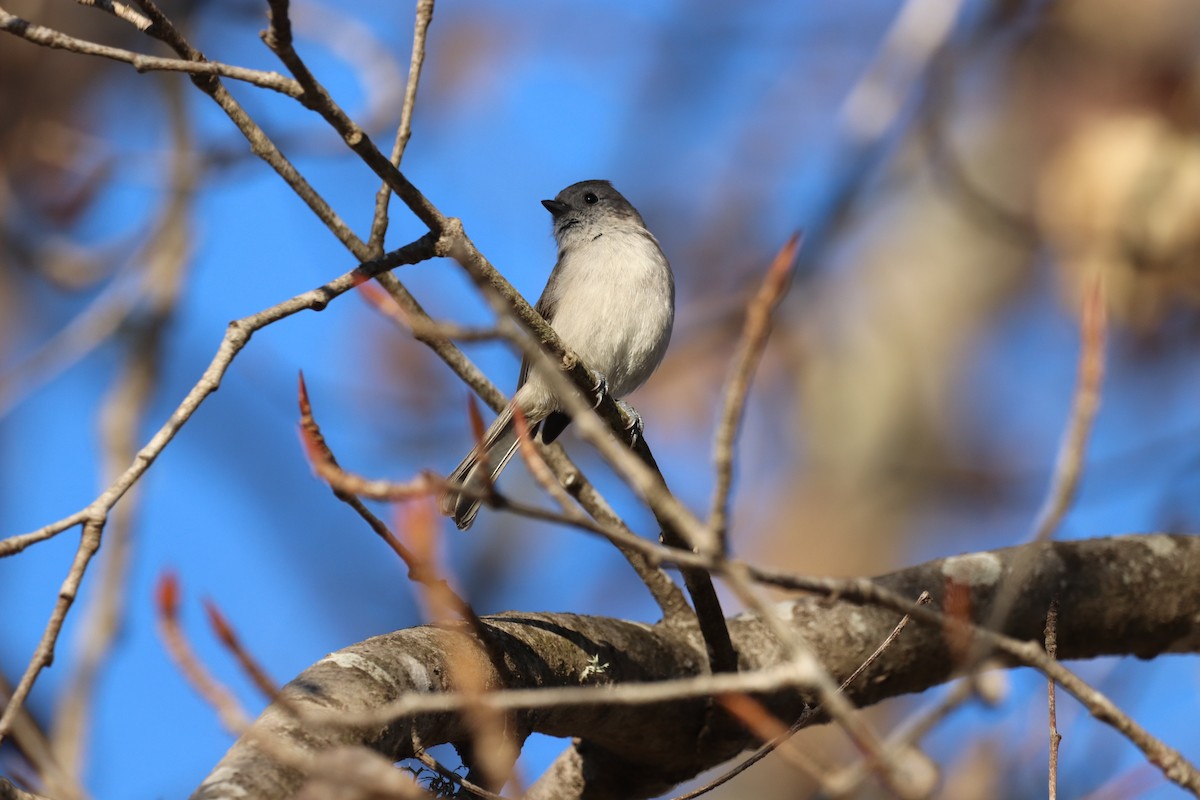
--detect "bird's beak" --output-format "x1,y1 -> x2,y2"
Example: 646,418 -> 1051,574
541,199 -> 570,218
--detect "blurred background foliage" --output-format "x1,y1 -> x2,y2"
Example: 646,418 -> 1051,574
3,0 -> 1200,797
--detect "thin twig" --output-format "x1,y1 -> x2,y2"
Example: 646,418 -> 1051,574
0,512 -> 89,558
357,281 -> 501,342
75,0 -> 151,30
129,0 -> 370,257
154,573 -> 251,734
968,274 -> 1107,684
715,695 -> 831,784
204,599 -> 281,702
1030,275 -> 1107,542
368,0 -> 435,250
672,591 -> 929,800
1046,598 -> 1061,800
0,238 -> 435,743
708,233 -> 800,549
752,567 -> 1200,795
721,566 -> 923,798
259,0 -> 443,232
0,520 -> 103,747
413,749 -> 507,800
392,0 -> 433,172
512,408 -> 578,517
841,591 -> 929,695
0,10 -> 301,96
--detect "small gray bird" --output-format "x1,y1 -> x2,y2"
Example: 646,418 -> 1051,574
441,180 -> 675,529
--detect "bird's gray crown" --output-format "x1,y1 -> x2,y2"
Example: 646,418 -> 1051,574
542,180 -> 646,232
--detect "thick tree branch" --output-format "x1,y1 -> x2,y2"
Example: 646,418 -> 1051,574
192,534 -> 1200,800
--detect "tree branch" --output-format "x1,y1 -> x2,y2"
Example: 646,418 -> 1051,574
191,534 -> 1200,800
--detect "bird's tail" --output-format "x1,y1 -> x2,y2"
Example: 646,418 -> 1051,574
440,404 -> 523,530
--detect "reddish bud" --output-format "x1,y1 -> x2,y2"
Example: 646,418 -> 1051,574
156,571 -> 180,620
202,598 -> 236,648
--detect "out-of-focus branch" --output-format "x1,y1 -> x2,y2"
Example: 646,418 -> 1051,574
824,673 -> 1003,797
1029,276 -> 1107,542
0,674 -> 83,800
49,75 -> 195,792
155,574 -> 252,734
840,0 -> 964,143
357,281 -> 501,342
708,233 -> 800,548
968,275 -> 1107,684
0,778 -> 54,800
296,373 -> 493,642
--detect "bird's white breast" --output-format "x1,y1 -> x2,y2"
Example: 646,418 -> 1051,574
543,227 -> 674,399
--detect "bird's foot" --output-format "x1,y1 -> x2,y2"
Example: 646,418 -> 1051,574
618,400 -> 644,446
588,370 -> 609,409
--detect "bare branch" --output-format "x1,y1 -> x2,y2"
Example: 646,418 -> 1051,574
125,0 -> 369,256
1030,275 -> 1107,542
0,520 -> 104,749
0,238 -> 435,742
0,9 -> 301,96
154,573 -> 252,734
708,233 -> 800,548
1047,598 -> 1062,800
203,599 -> 281,702
196,535 -> 1200,799
75,0 -> 151,31
368,0 -> 435,250
753,543 -> 1200,796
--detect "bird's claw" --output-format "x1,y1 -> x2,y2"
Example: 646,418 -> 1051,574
618,400 -> 644,446
589,371 -> 609,409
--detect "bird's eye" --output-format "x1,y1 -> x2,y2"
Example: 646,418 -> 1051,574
584,192 -> 598,205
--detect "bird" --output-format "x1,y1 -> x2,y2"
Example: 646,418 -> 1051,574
441,180 -> 675,529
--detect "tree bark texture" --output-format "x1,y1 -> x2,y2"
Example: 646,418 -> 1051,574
191,534 -> 1200,799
